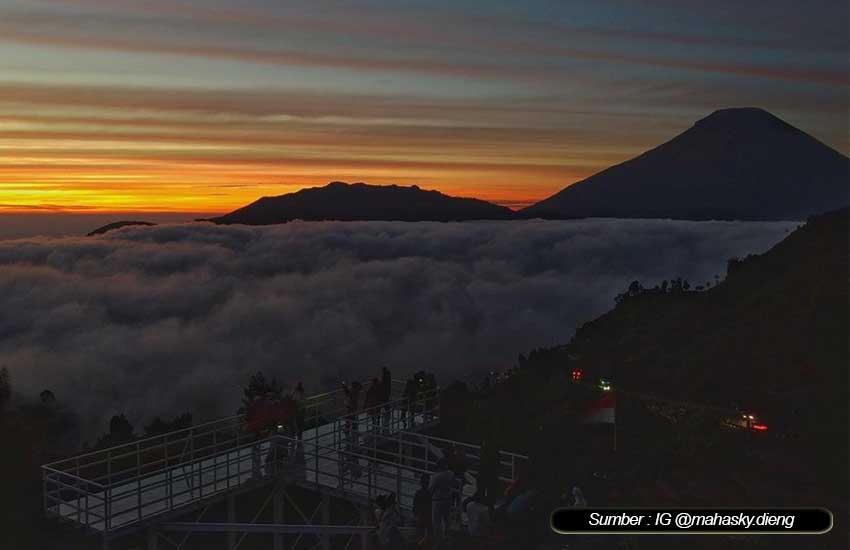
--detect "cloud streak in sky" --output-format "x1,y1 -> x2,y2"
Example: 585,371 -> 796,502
0,220 -> 794,437
0,0 -> 847,212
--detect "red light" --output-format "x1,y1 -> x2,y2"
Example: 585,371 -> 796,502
752,424 -> 768,431
571,369 -> 583,381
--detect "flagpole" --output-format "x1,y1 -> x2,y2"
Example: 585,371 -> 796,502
613,390 -> 617,452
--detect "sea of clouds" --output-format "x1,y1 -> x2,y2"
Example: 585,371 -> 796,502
0,219 -> 795,438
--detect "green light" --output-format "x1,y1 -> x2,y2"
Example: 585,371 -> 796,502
598,378 -> 612,391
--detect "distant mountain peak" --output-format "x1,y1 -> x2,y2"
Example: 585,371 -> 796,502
523,107 -> 848,221
701,106 -> 773,119
694,107 -> 798,133
211,181 -> 514,224
87,220 -> 156,236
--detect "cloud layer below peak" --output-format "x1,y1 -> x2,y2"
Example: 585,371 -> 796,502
0,219 -> 794,437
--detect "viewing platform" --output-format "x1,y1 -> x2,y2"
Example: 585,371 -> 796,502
42,381 -> 527,549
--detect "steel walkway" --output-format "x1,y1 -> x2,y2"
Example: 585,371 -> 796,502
42,382 -> 527,546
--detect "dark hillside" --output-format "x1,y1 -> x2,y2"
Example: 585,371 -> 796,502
569,207 -> 848,432
440,208 -> 848,549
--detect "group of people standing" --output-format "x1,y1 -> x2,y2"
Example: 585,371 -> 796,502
365,366 -> 394,432
375,458 -> 458,550
243,382 -> 306,478
407,442 -> 477,550
243,381 -> 306,439
342,366 -> 396,434
410,438 -> 560,549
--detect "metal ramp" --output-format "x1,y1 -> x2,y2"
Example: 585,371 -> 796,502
42,383 -> 528,549
42,383 -> 420,531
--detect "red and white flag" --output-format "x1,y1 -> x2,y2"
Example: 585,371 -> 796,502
580,393 -> 616,424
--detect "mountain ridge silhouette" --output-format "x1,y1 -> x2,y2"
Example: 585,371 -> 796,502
210,181 -> 515,224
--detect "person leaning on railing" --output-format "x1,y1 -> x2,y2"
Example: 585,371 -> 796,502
413,473 -> 433,545
243,392 -> 296,478
429,458 -> 456,549
341,381 -> 362,442
270,394 -> 297,473
402,378 -> 418,428
476,438 -> 500,509
365,377 -> 382,433
380,366 -> 392,433
374,493 -> 404,550
292,382 -> 305,441
243,394 -> 268,479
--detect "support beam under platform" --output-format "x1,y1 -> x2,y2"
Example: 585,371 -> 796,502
226,493 -> 236,550
273,488 -> 284,550
321,494 -> 330,550
161,522 -> 376,535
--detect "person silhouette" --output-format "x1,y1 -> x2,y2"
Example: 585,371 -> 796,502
380,366 -> 392,432
292,381 -> 305,441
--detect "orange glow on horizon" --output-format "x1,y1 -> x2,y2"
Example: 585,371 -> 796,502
0,162 -> 595,214
0,185 -> 557,214
0,83 -> 644,216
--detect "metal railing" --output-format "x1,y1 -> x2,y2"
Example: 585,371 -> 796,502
331,386 -> 440,448
400,431 -> 529,485
43,379 -> 406,485
45,437 -> 288,531
269,387 -> 443,506
41,380 -> 426,534
271,385 -> 442,516
42,379 -> 525,539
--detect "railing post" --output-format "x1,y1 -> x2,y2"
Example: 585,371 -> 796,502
226,493 -> 236,549
134,441 -> 143,522
338,449 -> 344,490
75,476 -> 81,524
167,467 -> 173,511
321,494 -> 330,550
273,488 -> 284,550
106,448 -> 112,527
105,485 -> 111,532
41,468 -> 47,517
196,444 -> 202,499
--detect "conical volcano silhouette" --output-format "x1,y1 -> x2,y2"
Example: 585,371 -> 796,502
523,108 -> 849,220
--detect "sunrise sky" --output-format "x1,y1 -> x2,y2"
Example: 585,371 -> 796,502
0,0 -> 847,214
